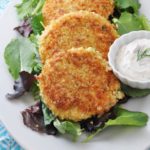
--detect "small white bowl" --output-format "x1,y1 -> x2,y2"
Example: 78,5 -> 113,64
108,30 -> 150,89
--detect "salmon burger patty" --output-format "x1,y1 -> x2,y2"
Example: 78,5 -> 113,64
42,0 -> 114,25
38,47 -> 124,121
39,11 -> 118,63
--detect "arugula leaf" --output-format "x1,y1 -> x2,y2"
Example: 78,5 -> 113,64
113,12 -> 143,35
121,84 -> 150,97
42,103 -> 55,125
114,0 -> 141,13
31,13 -> 44,35
4,37 -> 37,79
53,119 -> 82,141
84,107 -> 148,142
16,0 -> 45,19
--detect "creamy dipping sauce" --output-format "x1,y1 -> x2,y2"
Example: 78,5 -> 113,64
116,39 -> 150,81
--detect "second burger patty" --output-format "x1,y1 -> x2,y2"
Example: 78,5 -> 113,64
38,47 -> 124,121
39,11 -> 118,63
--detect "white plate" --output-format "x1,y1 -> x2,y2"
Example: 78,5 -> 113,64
0,0 -> 150,150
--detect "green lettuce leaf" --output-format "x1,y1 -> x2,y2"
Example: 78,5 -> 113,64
28,34 -> 42,75
32,62 -> 42,75
139,15 -> 150,31
42,103 -> 55,125
113,12 -> 150,35
30,82 -> 41,101
4,37 -> 37,79
84,107 -> 148,142
31,13 -> 44,35
114,0 -> 141,13
53,119 -> 82,141
29,34 -> 40,50
121,84 -> 150,97
16,0 -> 45,19
113,12 -> 143,35
41,102 -> 81,140
106,107 -> 148,126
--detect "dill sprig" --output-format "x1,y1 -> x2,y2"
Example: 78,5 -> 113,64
137,48 -> 150,61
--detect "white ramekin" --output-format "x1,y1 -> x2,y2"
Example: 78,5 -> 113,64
108,30 -> 150,89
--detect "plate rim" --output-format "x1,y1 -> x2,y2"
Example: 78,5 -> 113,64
0,1 -> 150,150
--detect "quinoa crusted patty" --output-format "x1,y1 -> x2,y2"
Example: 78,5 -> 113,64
39,11 -> 118,63
42,0 -> 114,25
38,47 -> 124,122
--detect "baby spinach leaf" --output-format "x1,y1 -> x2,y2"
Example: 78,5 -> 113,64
4,37 -> 37,79
42,103 -> 55,125
84,107 -> 148,142
121,84 -> 150,97
114,0 -> 141,13
53,119 -> 82,141
16,0 -> 45,19
4,39 -> 21,79
106,107 -> 148,126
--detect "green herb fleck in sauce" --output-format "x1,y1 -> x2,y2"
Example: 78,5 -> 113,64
137,48 -> 150,61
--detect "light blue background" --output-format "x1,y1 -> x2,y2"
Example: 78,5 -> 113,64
0,0 -> 10,13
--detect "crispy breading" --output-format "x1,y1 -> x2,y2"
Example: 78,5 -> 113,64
39,11 -> 118,63
42,0 -> 114,25
38,47 -> 124,121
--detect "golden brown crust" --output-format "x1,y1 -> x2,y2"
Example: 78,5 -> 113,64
42,0 -> 114,25
38,47 -> 124,121
39,11 -> 118,63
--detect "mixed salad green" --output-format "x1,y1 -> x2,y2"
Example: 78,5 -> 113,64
4,0 -> 150,141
